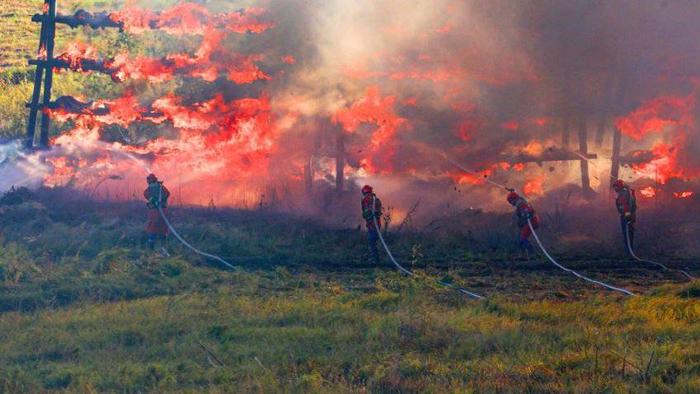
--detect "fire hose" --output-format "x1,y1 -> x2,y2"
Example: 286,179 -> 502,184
441,153 -> 637,296
528,220 -> 635,296
624,222 -> 694,280
113,150 -> 236,270
157,183 -> 235,270
372,196 -> 484,299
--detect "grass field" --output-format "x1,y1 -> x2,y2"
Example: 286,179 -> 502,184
0,187 -> 697,392
1,1 -> 700,392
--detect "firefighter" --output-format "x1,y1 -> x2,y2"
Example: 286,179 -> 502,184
144,174 -> 171,251
507,190 -> 539,258
361,185 -> 382,263
613,179 -> 637,251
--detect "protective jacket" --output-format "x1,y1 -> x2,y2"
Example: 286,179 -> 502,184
615,187 -> 637,216
144,182 -> 170,209
361,194 -> 382,230
144,182 -> 171,236
513,197 -> 539,229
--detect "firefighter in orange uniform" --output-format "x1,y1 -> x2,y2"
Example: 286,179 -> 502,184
361,185 -> 382,263
507,190 -> 539,258
612,179 -> 637,251
144,174 -> 171,250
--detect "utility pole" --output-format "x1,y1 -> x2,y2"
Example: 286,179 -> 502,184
336,129 -> 345,193
610,76 -> 627,186
26,0 -> 56,149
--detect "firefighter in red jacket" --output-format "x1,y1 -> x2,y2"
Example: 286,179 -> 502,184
613,179 -> 637,250
144,174 -> 171,250
507,190 -> 539,258
361,185 -> 382,263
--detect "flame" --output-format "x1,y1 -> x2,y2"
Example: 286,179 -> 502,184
333,86 -> 407,174
523,175 -> 544,197
630,141 -> 684,184
63,30 -> 272,84
46,93 -> 157,128
45,93 -> 278,205
620,92 -> 700,184
639,186 -> 657,198
55,42 -> 99,72
615,95 -> 694,141
501,120 -> 519,131
37,44 -> 47,60
521,140 -> 546,156
109,4 -> 272,35
450,164 -> 500,186
673,191 -> 694,199
30,1 -> 700,210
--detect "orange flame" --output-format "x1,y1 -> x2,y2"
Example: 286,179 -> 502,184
523,175 -> 544,197
615,95 -> 694,140
109,4 -> 272,35
55,42 -> 99,72
639,186 -> 657,198
673,191 -> 694,199
333,86 -> 407,174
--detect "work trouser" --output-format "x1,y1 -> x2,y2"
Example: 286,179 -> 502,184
620,215 -> 635,251
147,233 -> 167,250
367,227 -> 380,263
518,225 -> 535,253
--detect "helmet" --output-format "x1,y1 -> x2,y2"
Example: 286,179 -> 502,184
507,191 -> 520,205
361,185 -> 373,194
612,179 -> 625,192
146,174 -> 158,183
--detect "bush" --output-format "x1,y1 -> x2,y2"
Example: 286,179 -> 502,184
0,242 -> 40,283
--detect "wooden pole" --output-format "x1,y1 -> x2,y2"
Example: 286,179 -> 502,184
610,76 -> 627,185
39,0 -> 57,148
578,116 -> 593,196
26,0 -> 52,149
304,155 -> 313,192
336,129 -> 345,193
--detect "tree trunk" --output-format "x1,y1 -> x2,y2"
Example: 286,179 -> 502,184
595,72 -> 616,147
610,76 -> 627,187
336,131 -> 345,193
578,116 -> 593,196
304,155 -> 313,192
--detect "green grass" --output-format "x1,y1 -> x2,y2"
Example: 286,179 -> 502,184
0,270 -> 699,392
1,1 -> 699,391
0,188 -> 697,392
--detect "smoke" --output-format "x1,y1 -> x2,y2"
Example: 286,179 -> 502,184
0,141 -> 50,191
6,0 -> 700,215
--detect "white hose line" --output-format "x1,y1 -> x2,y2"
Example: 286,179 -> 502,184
157,206 -> 235,270
528,220 -> 635,296
372,196 -> 484,299
88,147 -> 235,270
156,186 -> 235,270
625,222 -> 694,280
